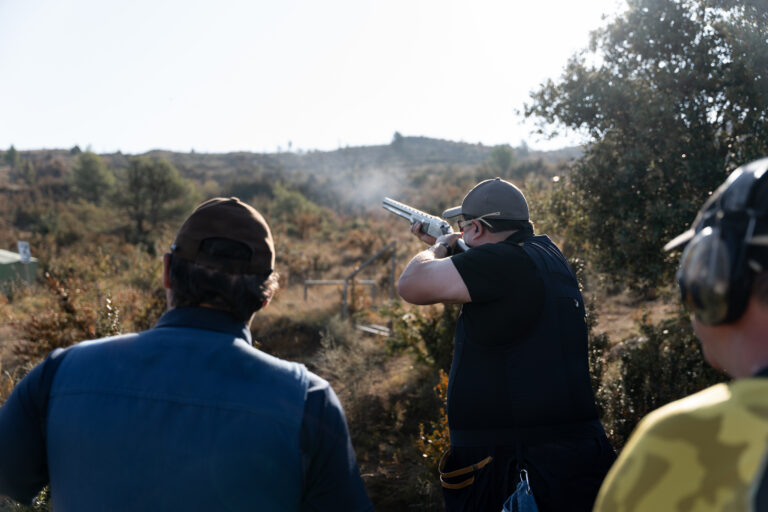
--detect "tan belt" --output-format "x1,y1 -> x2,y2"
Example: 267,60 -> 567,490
438,449 -> 493,490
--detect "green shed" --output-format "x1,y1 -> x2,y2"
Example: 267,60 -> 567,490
0,248 -> 38,284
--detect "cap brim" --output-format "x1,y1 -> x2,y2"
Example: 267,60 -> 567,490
663,229 -> 695,252
442,206 -> 462,219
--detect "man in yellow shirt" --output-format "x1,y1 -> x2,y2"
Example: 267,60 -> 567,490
594,156 -> 768,511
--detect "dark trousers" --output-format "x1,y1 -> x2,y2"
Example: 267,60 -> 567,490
441,435 -> 616,512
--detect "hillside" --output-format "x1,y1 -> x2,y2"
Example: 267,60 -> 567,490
0,137 -> 581,224
123,136 -> 580,212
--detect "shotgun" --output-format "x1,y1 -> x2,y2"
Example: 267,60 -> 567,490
382,197 -> 469,253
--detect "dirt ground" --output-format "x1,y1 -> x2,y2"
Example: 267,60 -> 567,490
590,287 -> 679,343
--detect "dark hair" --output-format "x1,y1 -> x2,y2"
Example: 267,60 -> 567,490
169,238 -> 279,322
463,215 -> 534,235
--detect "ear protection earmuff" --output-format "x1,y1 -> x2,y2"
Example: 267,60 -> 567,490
674,158 -> 768,325
677,220 -> 754,324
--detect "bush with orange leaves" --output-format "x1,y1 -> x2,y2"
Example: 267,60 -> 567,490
416,368 -> 450,467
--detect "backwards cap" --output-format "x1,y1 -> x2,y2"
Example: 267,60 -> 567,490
171,197 -> 274,275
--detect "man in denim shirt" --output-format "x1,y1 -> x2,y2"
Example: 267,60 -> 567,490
0,197 -> 373,511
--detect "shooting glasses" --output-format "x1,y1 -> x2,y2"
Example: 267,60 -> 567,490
457,212 -> 501,231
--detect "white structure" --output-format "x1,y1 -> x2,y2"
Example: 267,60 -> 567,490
0,248 -> 38,284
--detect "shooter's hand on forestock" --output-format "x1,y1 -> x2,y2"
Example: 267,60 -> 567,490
409,221 -> 437,245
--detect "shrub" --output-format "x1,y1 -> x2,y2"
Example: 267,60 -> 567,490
0,488 -> 50,512
12,273 -> 122,366
70,152 -> 115,204
267,183 -> 327,239
594,310 -> 727,451
381,301 -> 457,373
415,369 -> 449,466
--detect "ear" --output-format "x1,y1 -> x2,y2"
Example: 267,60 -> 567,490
260,287 -> 276,310
162,253 -> 172,290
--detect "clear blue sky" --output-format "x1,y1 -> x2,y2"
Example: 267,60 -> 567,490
0,0 -> 623,154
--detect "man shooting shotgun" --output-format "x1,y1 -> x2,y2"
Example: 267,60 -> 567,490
394,178 -> 615,512
382,197 -> 469,253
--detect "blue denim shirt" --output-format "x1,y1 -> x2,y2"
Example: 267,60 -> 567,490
0,307 -> 373,511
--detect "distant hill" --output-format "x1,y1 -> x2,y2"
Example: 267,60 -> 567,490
133,136 -> 581,178
1,137 -> 582,212
2,136 -> 581,181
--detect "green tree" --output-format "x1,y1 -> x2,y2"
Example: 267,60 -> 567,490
525,0 -> 768,290
3,145 -> 19,169
268,183 -> 326,239
486,145 -> 514,175
518,140 -> 530,158
118,157 -> 192,237
71,152 -> 115,204
15,160 -> 36,186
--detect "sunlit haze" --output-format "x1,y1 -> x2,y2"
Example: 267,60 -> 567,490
0,0 -> 623,154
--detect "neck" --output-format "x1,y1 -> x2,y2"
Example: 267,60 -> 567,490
470,229 -> 518,247
740,307 -> 768,377
701,299 -> 768,378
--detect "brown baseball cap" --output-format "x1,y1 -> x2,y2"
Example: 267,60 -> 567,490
171,197 -> 274,275
442,177 -> 529,221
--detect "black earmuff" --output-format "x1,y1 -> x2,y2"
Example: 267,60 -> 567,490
676,160 -> 768,325
677,221 -> 753,324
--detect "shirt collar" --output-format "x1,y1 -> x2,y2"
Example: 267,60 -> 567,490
505,230 -> 533,244
155,306 -> 252,345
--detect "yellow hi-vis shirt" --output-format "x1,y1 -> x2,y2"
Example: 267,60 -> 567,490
594,379 -> 768,512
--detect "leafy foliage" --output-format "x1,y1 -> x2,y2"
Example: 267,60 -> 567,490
486,145 -> 515,175
416,369 -> 450,466
3,146 -> 19,169
383,301 -> 457,372
593,310 -> 727,450
12,273 -> 122,366
13,161 -> 37,187
0,487 -> 50,512
116,157 -> 195,241
70,152 -> 115,204
267,183 -> 327,239
525,0 -> 768,291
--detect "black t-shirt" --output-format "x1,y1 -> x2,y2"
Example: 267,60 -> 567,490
444,234 -> 611,512
447,233 -> 599,433
451,231 -> 544,346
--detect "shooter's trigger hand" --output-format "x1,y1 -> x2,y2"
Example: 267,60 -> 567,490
410,222 -> 437,245
437,232 -> 462,250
